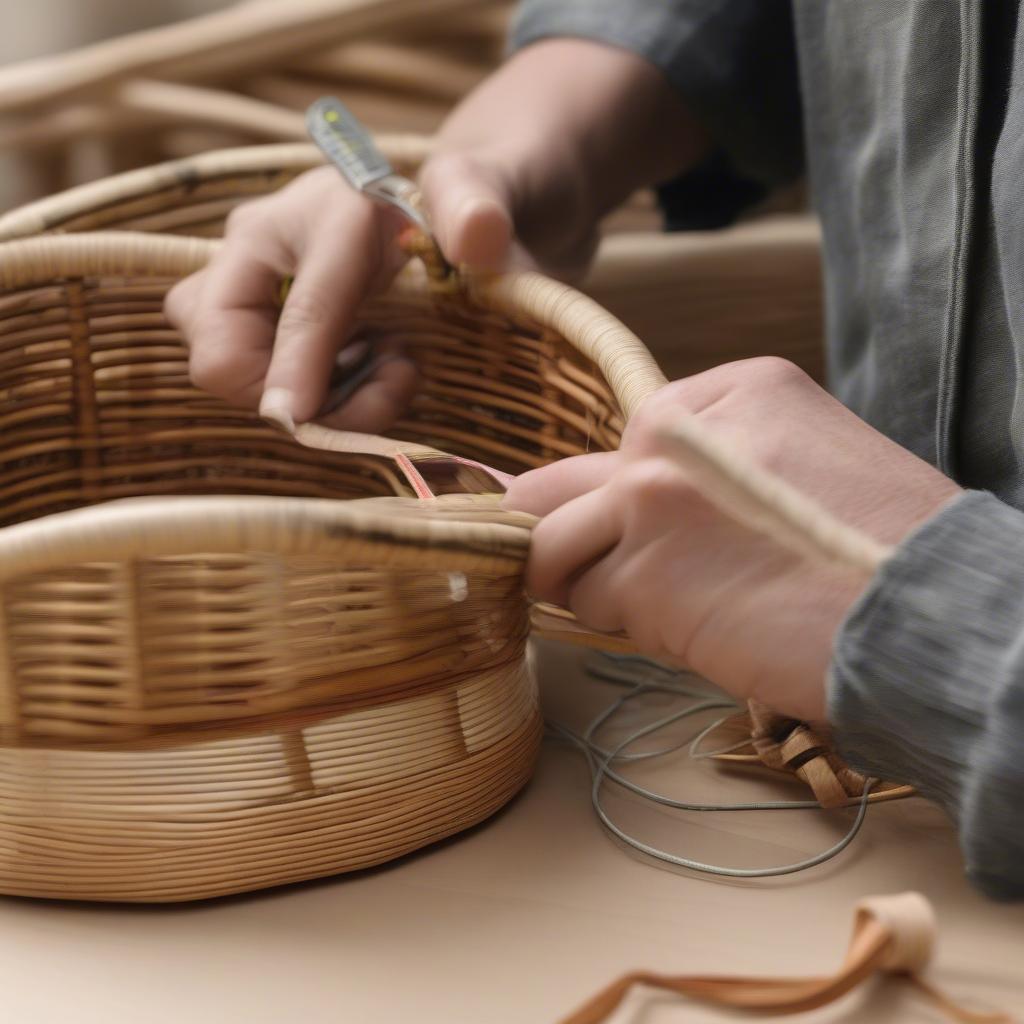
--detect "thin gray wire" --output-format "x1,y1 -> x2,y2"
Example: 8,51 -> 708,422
688,713 -> 754,759
574,682 -> 823,812
580,684 -> 735,765
547,655 -> 877,877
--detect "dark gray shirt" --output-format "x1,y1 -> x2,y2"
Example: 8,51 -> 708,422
512,0 -> 1024,899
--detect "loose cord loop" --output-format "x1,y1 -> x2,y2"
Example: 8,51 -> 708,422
559,888 -> 1009,1024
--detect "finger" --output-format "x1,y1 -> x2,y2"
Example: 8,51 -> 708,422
502,451 -> 621,515
525,483 -> 622,606
261,196 -> 404,427
170,215 -> 290,408
561,553 -> 628,636
621,370 -> 736,453
420,153 -> 514,269
320,354 -> 420,434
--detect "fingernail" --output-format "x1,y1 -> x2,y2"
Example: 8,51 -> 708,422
260,387 -> 296,433
454,195 -> 494,233
334,339 -> 370,371
452,196 -> 509,268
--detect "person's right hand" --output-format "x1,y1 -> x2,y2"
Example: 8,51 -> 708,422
164,38 -> 707,433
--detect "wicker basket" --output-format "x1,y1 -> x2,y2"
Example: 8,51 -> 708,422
0,230 -> 666,902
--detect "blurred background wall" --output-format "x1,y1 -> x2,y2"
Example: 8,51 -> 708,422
1,0 -> 231,208
0,0 -> 229,62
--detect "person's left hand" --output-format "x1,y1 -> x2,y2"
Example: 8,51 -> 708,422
502,357 -> 962,721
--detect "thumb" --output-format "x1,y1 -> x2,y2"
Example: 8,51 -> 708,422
419,153 -> 515,270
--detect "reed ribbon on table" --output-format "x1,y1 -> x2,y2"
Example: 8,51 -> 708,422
559,892 -> 1010,1024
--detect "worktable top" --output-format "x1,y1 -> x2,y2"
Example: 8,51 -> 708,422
1,643 -> 1021,1023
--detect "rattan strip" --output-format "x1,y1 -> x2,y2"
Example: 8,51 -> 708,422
295,39 -> 487,102
0,233 -> 214,290
0,141 -> 429,241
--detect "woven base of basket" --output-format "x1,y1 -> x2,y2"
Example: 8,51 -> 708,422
0,659 -> 540,902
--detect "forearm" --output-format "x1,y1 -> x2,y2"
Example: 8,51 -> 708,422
428,38 -> 709,269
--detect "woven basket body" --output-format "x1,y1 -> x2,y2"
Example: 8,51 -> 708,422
0,232 -> 665,901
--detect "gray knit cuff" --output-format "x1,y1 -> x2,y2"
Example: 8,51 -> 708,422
830,490 -> 1024,899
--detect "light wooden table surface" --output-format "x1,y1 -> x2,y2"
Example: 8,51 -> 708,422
1,642 -> 1021,1023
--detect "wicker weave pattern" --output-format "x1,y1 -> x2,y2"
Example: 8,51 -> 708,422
0,247 -> 616,748
0,251 -> 623,530
2,551 -> 528,747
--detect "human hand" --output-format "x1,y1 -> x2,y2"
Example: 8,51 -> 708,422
164,39 -> 705,431
162,159 -> 508,434
503,358 -> 962,721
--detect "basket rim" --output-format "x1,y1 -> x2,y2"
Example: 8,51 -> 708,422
0,494 -> 533,582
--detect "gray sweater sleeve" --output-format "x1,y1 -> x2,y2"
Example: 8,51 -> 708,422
831,490 -> 1024,900
509,0 -> 804,189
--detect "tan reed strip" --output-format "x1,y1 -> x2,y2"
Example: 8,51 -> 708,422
0,140 -> 433,238
559,892 -> 1009,1024
294,39 -> 488,103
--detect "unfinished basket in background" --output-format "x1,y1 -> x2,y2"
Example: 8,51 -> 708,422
0,0 -> 514,208
0,230 -> 666,901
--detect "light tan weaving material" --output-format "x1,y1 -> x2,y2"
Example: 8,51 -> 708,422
704,704 -> 913,808
0,230 -> 664,901
560,892 -> 1011,1024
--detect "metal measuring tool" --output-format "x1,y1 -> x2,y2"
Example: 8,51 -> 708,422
307,96 -> 432,234
304,97 -> 438,417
